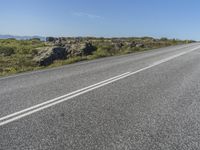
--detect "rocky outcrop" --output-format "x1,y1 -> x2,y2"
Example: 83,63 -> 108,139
112,42 -> 124,51
65,42 -> 96,58
136,43 -> 145,48
34,42 -> 96,66
46,37 -> 57,42
33,47 -> 67,66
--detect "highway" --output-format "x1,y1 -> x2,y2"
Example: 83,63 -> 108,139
1,43 -> 200,150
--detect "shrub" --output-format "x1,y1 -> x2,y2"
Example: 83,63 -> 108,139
46,37 -> 55,42
92,47 -> 111,58
0,46 -> 15,56
160,37 -> 168,41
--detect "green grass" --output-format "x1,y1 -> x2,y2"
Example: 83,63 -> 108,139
0,39 -> 46,76
49,56 -> 88,67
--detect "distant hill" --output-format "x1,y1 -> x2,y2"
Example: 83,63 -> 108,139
0,35 -> 46,41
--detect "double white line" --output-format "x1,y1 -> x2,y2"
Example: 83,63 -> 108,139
0,45 -> 200,126
0,72 -> 131,126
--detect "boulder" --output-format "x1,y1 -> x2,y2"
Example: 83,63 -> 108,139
136,43 -> 145,48
113,42 -> 124,50
128,41 -> 137,47
33,47 -> 67,66
82,42 -> 96,55
46,37 -> 57,42
65,42 -> 96,57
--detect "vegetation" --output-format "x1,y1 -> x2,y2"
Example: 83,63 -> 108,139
0,39 -> 46,76
0,37 -> 195,77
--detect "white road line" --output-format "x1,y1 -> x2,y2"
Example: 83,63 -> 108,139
0,45 -> 200,126
0,72 -> 130,122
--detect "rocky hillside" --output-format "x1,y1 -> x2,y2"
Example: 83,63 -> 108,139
0,37 -> 195,76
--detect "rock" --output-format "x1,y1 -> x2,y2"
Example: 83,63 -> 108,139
109,42 -> 123,51
136,43 -> 145,48
128,41 -> 137,47
33,47 -> 67,66
82,42 -> 96,55
46,37 -> 56,42
66,42 -> 96,57
33,42 -> 96,66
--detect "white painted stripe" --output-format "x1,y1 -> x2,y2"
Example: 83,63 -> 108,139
0,45 -> 200,126
0,72 -> 130,122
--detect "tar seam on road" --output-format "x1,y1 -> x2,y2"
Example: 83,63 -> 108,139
0,45 -> 200,126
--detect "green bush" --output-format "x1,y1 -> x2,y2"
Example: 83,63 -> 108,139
92,47 -> 111,58
0,46 -> 15,56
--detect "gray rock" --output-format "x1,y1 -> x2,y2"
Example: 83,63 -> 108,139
113,42 -> 124,50
33,47 -> 67,66
46,37 -> 57,42
66,42 -> 96,58
136,43 -> 145,48
129,41 -> 137,47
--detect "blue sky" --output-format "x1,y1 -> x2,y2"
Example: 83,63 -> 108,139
0,0 -> 199,40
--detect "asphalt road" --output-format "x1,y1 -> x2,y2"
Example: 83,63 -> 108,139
1,43 -> 200,150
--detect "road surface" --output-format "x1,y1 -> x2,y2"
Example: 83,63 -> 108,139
1,43 -> 200,150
